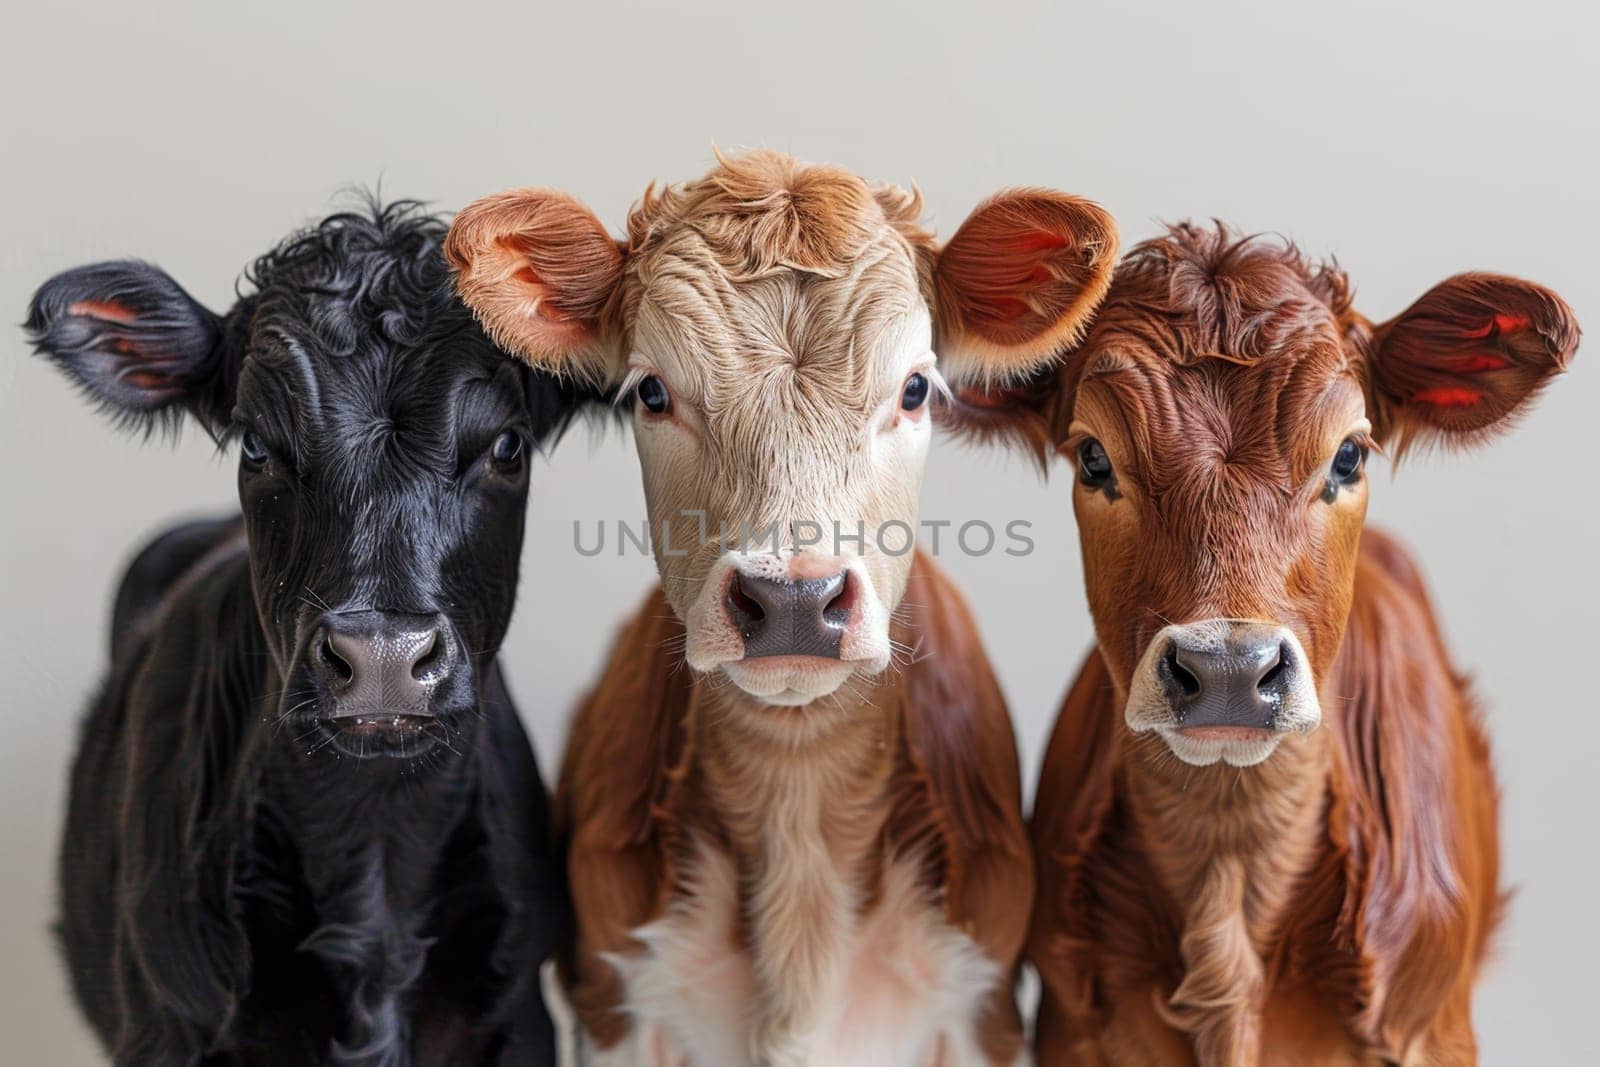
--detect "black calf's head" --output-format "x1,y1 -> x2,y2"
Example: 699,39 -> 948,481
28,202 -> 590,761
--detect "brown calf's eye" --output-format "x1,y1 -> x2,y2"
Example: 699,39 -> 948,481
1330,437 -> 1366,486
901,372 -> 930,411
636,375 -> 671,415
1078,437 -> 1113,486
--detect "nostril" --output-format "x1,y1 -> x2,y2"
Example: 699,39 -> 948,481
726,575 -> 766,635
411,631 -> 443,680
1164,645 -> 1201,698
317,631 -> 353,686
1257,641 -> 1291,694
821,572 -> 855,626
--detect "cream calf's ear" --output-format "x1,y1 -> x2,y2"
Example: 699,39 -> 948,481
933,189 -> 1118,387
1369,272 -> 1579,454
445,188 -> 626,384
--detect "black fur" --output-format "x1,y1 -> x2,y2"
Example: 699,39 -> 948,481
29,202 -> 587,1065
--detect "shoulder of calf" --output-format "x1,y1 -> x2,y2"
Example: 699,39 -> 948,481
1324,532 -> 1501,1047
885,552 -> 1033,965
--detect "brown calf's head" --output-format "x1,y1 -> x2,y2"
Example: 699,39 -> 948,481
1002,222 -> 1577,768
446,151 -> 1117,711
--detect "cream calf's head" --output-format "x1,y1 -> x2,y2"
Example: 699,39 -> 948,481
447,152 -> 1117,709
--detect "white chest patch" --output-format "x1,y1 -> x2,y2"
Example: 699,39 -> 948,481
584,843 -> 1005,1066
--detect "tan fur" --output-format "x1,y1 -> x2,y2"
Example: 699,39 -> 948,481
447,150 -> 1119,392
449,154 -> 1120,685
449,154 -> 1118,1062
443,188 -> 623,379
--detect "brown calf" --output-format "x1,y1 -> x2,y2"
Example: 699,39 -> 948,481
978,224 -> 1579,1063
446,153 -> 1119,1064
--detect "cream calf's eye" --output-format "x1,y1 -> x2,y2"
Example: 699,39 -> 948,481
636,374 -> 671,415
900,372 -> 930,412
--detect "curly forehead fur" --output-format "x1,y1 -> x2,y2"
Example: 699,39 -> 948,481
617,152 -> 933,419
1055,224 -> 1364,497
243,199 -> 468,356
622,149 -> 932,283
1089,221 -> 1356,368
620,152 -> 935,477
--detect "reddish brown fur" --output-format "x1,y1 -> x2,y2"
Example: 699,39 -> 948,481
930,190 -> 1119,379
555,552 -> 1033,1060
1009,223 -> 1578,1063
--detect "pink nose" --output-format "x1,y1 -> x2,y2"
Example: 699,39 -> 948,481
725,568 -> 855,659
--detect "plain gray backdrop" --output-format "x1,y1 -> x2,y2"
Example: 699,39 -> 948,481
2,1 -> 1594,1062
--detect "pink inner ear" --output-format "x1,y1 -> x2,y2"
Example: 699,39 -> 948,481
511,266 -> 572,321
1460,313 -> 1532,340
979,296 -> 1034,323
510,268 -> 597,350
1412,386 -> 1482,408
68,299 -> 138,323
954,385 -> 1028,409
1011,230 -> 1069,254
1454,353 -> 1509,373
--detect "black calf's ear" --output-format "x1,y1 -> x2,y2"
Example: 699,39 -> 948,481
25,260 -> 232,434
525,364 -> 618,447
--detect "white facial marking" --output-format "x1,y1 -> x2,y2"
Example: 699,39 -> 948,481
1125,620 -> 1322,768
686,550 -> 892,705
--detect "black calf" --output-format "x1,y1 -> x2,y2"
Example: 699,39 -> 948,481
28,202 -> 588,1065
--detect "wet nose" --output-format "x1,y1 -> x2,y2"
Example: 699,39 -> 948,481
1158,624 -> 1297,730
311,611 -> 459,717
726,570 -> 853,659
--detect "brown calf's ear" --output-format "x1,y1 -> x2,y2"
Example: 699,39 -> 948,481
1370,273 -> 1579,452
444,189 -> 626,383
933,189 -> 1118,387
932,375 -> 1058,468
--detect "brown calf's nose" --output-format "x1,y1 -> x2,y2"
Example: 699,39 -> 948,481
726,571 -> 852,659
313,611 -> 458,717
1159,625 -> 1296,730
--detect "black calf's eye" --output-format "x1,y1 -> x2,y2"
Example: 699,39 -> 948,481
901,372 -> 930,412
1330,437 -> 1366,486
489,430 -> 524,469
1078,437 -> 1113,486
636,375 -> 671,415
240,430 -> 269,468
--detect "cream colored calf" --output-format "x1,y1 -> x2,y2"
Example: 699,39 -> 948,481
449,151 -> 1118,1065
